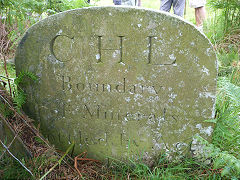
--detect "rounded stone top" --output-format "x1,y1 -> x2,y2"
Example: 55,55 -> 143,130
15,6 -> 217,162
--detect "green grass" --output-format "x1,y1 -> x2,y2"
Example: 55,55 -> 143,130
108,155 -> 222,179
0,62 -> 16,95
0,154 -> 32,179
1,53 -> 238,179
93,0 -> 218,28
1,1 -> 240,179
0,62 -> 16,80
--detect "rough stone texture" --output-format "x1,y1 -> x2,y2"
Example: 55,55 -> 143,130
0,114 -> 32,159
15,7 -> 217,161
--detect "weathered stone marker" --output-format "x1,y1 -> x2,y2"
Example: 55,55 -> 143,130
15,7 -> 217,161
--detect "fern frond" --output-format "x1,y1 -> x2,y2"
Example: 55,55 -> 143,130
213,77 -> 240,159
14,71 -> 38,86
13,89 -> 26,111
12,71 -> 38,110
194,135 -> 240,178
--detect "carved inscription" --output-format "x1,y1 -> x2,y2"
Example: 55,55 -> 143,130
82,104 -> 162,122
97,36 -> 124,63
15,7 -> 217,161
62,76 -> 164,94
148,36 -> 154,64
51,129 -> 147,148
50,35 -> 74,62
50,35 -> 177,65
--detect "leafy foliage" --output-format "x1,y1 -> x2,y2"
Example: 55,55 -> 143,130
0,0 -> 239,179
194,136 -> 240,179
13,71 -> 38,110
213,77 -> 240,157
192,2 -> 240,177
46,0 -> 89,13
0,0 -> 89,21
0,0 -> 89,57
200,75 -> 240,178
12,88 -> 26,111
0,155 -> 32,179
217,49 -> 239,67
0,103 -> 13,118
208,0 -> 240,34
14,71 -> 38,86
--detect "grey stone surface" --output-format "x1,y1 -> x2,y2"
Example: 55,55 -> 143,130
15,7 -> 217,161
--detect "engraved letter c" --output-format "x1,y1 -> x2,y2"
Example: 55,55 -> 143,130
50,35 -> 74,62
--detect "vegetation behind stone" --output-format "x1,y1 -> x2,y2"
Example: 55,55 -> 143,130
0,0 -> 239,179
